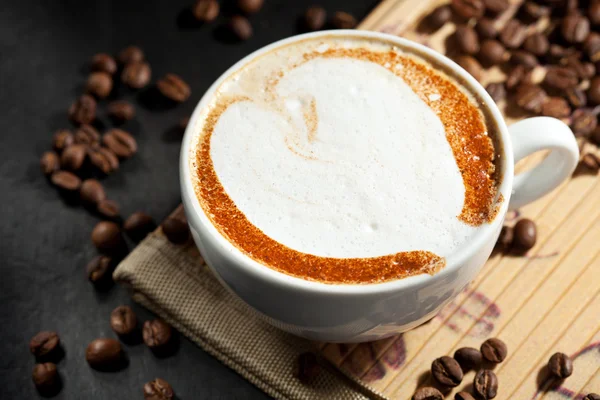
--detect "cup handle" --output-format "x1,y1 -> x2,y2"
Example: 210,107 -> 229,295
508,117 -> 579,210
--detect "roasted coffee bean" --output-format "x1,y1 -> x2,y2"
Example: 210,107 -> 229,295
565,0 -> 578,12
110,305 -> 137,336
455,393 -> 476,400
481,337 -> 508,363
157,73 -> 191,103
513,218 -> 537,251
118,45 -> 144,64
80,179 -> 106,206
85,338 -> 122,369
542,97 -> 571,118
143,319 -> 172,348
91,53 -> 117,75
50,171 -> 81,192
548,352 -> 573,379
547,44 -> 579,64
412,386 -> 444,400
589,2 -> 600,24
124,212 -> 156,242
454,347 -> 483,370
74,124 -> 100,145
479,40 -> 506,65
52,129 -> 74,153
571,108 -> 598,136
228,15 -> 253,40
193,0 -> 220,22
89,146 -> 119,174
497,225 -> 514,250
583,394 -> 600,400
587,77 -> 600,105
238,0 -> 263,14
582,152 -> 600,169
143,378 -> 175,399
484,0 -> 509,15
515,84 -> 547,113
562,14 -> 590,43
91,221 -> 125,254
60,144 -> 87,171
85,72 -> 113,99
432,355 -> 463,386
32,362 -> 58,390
486,82 -> 506,102
454,25 -> 480,54
68,94 -> 96,125
560,56 -> 595,80
544,67 -> 578,90
122,62 -> 151,89
162,217 -> 190,244
500,20 -> 527,49
474,370 -> 498,399
86,255 -> 113,283
41,152 -> 60,176
452,0 -> 485,19
297,352 -> 320,384
305,6 -> 326,31
565,87 -> 587,108
107,100 -> 135,122
97,199 -> 120,220
510,50 -> 537,69
506,65 -> 526,90
30,331 -> 60,357
520,2 -> 550,20
476,18 -> 498,39
523,33 -> 549,56
456,55 -> 483,81
584,33 -> 600,62
103,129 -> 137,159
423,5 -> 452,31
331,11 -> 357,29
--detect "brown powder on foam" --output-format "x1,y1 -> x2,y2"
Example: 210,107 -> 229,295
194,46 -> 498,285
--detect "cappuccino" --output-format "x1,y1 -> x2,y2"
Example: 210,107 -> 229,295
191,35 -> 502,284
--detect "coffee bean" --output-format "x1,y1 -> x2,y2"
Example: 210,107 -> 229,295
52,129 -> 74,153
481,337 -> 508,363
32,362 -> 58,390
107,100 -> 135,123
162,217 -> 190,244
548,352 -> 573,379
91,221 -> 125,254
89,146 -> 119,174
68,94 -> 96,125
565,87 -> 587,108
456,55 -> 483,81
484,0 -> 509,15
228,15 -> 253,40
588,77 -> 600,105
122,62 -> 151,89
80,179 -> 106,206
479,40 -> 506,65
455,393 -> 476,400
102,129 -> 137,159
486,82 -> 506,102
97,199 -> 120,220
565,0 -> 578,12
584,33 -> 600,62
545,66 -> 579,90
50,171 -> 81,192
412,386 -> 444,400
523,33 -> 549,56
192,0 -> 220,22
86,255 -> 113,283
510,50 -> 538,69
452,0 -> 485,19
583,393 -> 600,400
542,97 -> 571,118
237,0 -> 263,14
74,124 -> 100,146
562,14 -> 590,43
454,25 -> 480,55
157,73 -> 191,103
520,2 -> 550,20
297,352 -> 320,384
500,20 -> 527,49
513,218 -> 537,251
424,5 -> 452,31
331,11 -> 357,29
506,65 -> 526,90
454,347 -> 483,371
305,6 -> 327,31
515,84 -> 547,113
124,212 -> 156,242
589,2 -> 600,24
30,331 -> 60,357
571,108 -> 598,136
110,305 -> 137,336
432,355 -> 463,386
91,53 -> 117,75
143,378 -> 175,400
85,72 -> 113,99
60,144 -> 87,171
41,152 -> 60,176
143,319 -> 172,348
118,45 -> 144,64
474,370 -> 498,399
85,338 -> 122,370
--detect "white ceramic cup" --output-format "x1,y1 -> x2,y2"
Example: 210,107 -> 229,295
180,30 -> 579,343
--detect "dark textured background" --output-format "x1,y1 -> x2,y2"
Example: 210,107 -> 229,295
0,1 -> 377,398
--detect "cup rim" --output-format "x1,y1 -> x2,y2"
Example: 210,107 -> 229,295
180,29 -> 514,295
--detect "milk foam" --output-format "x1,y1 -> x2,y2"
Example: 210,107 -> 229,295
204,38 -> 482,259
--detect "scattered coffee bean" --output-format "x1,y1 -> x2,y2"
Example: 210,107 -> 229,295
454,347 -> 483,371
86,255 -> 113,284
587,77 -> 600,105
143,378 -> 175,400
305,6 -> 327,31
50,171 -> 82,192
110,305 -> 137,336
584,33 -> 600,62
515,84 -> 547,114
85,72 -> 113,99
331,11 -> 357,29
91,53 -> 117,75
452,0 -> 485,19
162,217 -> 190,244
89,146 -> 119,174
456,55 -> 483,81
122,62 -> 151,89
412,386 -> 444,400
562,14 -> 590,43
571,108 -> 598,136
454,25 -> 480,55
481,337 -> 508,363
32,362 -> 58,390
157,73 -> 191,103
91,221 -> 125,254
520,2 -> 550,20
484,0 -> 509,15
424,5 -> 452,32
179,117 -> 190,131
506,65 -> 526,90
124,212 -> 156,242
30,331 -> 60,358
510,50 -> 538,69
513,218 -> 537,251
74,124 -> 100,146
118,45 -> 144,65
297,352 -> 321,384
52,129 -> 74,153
432,355 -> 463,387
102,129 -> 137,159
565,87 -> 587,108
80,179 -> 106,207
237,0 -> 263,14
486,82 -> 506,103
41,152 -> 60,176
60,144 -> 87,171
523,33 -> 549,56
479,39 -> 506,65
143,319 -> 172,348
542,97 -> 571,118
548,352 -> 573,379
85,338 -> 122,370
500,20 -> 527,49
193,0 -> 220,22
97,199 -> 120,220
496,225 -> 514,251
455,392 -> 476,400
474,370 -> 498,399
583,393 -> 600,400
228,15 -> 253,40
107,101 -> 135,122
68,94 -> 96,125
